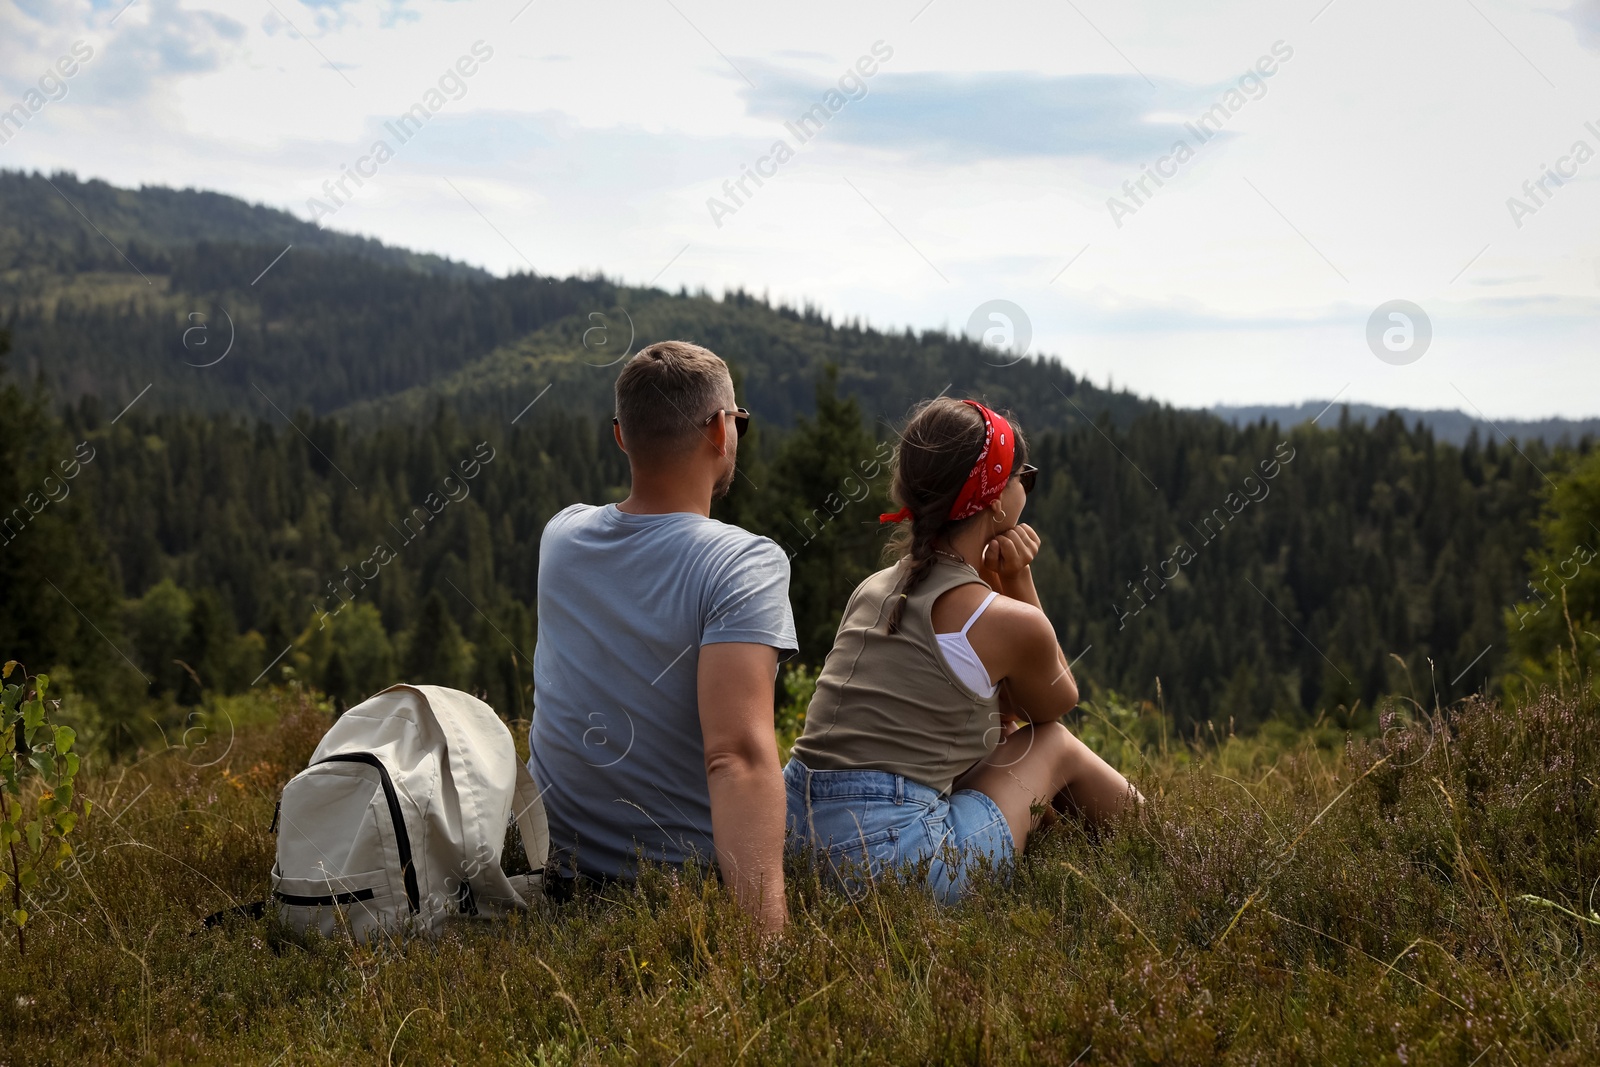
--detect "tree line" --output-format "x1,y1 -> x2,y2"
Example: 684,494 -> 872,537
4,325 -> 1591,757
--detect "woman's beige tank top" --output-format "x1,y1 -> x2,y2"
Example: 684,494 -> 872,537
789,557 -> 1003,795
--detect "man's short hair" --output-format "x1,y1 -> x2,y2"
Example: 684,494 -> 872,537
614,341 -> 734,452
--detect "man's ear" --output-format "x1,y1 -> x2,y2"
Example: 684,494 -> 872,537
706,408 -> 731,457
612,421 -> 627,453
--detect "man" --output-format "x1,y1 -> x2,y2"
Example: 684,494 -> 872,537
528,340 -> 795,933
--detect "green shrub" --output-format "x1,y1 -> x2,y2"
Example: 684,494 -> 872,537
1,664 -> 87,955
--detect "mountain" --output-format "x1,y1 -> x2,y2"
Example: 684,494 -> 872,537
12,170 -> 1588,449
6,239 -> 616,417
1214,401 -> 1600,448
0,169 -> 487,281
0,168 -> 1154,433
336,286 -> 1159,438
1,170 -> 619,416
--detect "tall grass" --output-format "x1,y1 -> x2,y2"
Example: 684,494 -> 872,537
2,682 -> 1596,1065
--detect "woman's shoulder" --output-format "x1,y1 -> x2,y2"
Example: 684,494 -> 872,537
929,576 -> 996,633
962,591 -> 1056,665
857,556 -> 976,596
853,561 -> 907,598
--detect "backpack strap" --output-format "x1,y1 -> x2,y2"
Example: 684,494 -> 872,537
513,761 -> 550,881
199,899 -> 266,930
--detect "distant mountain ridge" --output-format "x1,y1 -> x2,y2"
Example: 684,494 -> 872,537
3,169 -> 1588,444
0,168 -> 1152,434
1213,401 -> 1600,448
0,169 -> 487,281
336,287 -> 1162,437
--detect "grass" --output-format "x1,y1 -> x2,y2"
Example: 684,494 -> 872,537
2,683 -> 1597,1065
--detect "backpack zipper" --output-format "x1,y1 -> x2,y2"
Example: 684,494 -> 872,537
313,753 -> 421,914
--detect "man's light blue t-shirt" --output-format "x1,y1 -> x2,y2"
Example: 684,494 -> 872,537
528,503 -> 797,880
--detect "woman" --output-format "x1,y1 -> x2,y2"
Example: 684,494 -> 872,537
785,397 -> 1143,903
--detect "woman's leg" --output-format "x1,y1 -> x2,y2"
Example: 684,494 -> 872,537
953,721 -> 1143,849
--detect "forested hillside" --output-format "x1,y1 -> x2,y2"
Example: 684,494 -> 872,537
1,171 -> 1594,758
0,169 -> 486,280
1,169 -> 1146,429
1,169 -> 619,414
7,241 -> 614,415
336,286 -> 1156,436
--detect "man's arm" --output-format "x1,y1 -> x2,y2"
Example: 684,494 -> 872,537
698,641 -> 787,935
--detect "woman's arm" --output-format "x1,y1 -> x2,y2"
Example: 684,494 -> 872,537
971,524 -> 1079,721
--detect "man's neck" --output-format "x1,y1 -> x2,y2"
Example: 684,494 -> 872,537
616,472 -> 713,517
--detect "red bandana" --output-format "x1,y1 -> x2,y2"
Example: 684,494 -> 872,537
879,401 -> 1016,524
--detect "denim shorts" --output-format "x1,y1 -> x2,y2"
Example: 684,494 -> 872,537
783,757 -> 1015,904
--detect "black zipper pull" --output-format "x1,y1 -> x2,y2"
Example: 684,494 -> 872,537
269,800 -> 280,834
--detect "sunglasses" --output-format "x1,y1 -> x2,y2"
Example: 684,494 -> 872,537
612,407 -> 752,440
704,407 -> 752,440
1016,464 -> 1038,495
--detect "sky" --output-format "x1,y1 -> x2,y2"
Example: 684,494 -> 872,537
2,0 -> 1598,420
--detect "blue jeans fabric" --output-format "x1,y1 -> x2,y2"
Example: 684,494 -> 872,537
783,757 -> 1015,904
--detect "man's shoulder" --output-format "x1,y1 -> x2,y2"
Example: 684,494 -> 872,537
541,505 -> 787,571
624,512 -> 789,564
546,502 -> 601,530
540,503 -> 612,548
696,521 -> 793,576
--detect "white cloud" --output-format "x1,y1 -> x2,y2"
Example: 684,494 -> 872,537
738,66 -> 1220,164
1563,0 -> 1600,48
93,0 -> 245,97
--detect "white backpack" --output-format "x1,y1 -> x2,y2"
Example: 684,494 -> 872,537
269,684 -> 549,942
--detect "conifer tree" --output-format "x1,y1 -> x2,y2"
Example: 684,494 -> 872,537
748,366 -> 892,664
405,591 -> 473,689
1507,448 -> 1600,695
0,329 -> 133,745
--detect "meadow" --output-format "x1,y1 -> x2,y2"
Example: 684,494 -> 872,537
2,676 -> 1596,1066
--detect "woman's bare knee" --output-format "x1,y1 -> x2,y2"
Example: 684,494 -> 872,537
1027,720 -> 1082,786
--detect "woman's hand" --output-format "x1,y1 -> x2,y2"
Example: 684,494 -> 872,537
980,523 -> 1041,583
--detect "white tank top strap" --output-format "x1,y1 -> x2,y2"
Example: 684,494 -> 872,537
935,591 -> 1001,699
959,591 -> 1000,635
